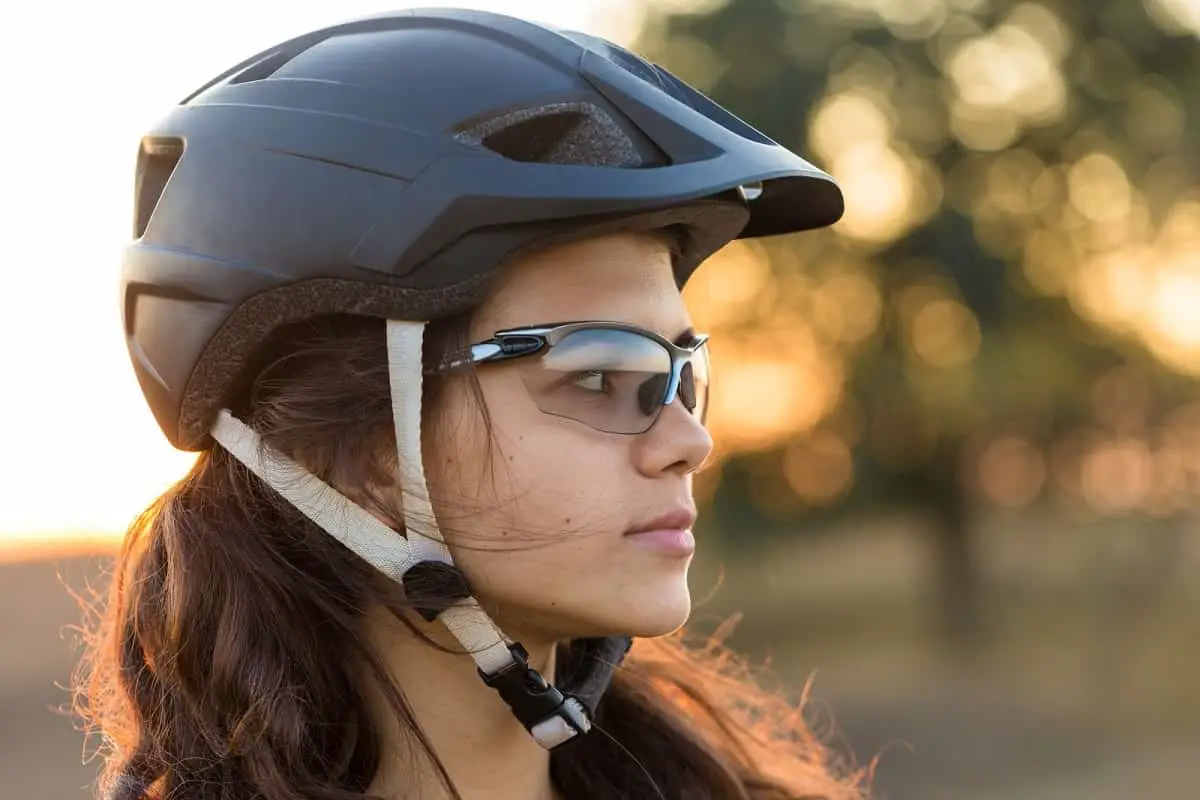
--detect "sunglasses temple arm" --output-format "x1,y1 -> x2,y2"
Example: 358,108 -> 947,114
428,337 -> 549,373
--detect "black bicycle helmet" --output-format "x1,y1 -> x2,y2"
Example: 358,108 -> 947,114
119,7 -> 844,752
122,7 -> 842,452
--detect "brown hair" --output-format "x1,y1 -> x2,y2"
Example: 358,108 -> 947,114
74,313 -> 868,800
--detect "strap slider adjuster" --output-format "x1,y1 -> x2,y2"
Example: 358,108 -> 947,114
479,643 -> 592,749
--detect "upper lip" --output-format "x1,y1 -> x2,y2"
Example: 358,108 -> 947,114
625,507 -> 698,535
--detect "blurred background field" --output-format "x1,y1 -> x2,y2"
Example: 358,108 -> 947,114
3,0 -> 1199,797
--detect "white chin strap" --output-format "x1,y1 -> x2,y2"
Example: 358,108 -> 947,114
209,319 -> 590,749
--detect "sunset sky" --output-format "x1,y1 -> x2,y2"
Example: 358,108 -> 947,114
0,1 -> 642,551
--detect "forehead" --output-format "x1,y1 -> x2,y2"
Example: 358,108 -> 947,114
472,232 -> 691,338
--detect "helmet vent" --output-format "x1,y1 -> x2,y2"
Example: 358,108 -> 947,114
133,137 -> 184,238
454,101 -> 651,168
228,49 -> 301,85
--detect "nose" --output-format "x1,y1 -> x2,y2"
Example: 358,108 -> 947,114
632,396 -> 713,478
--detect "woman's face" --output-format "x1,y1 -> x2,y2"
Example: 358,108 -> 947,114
423,232 -> 713,644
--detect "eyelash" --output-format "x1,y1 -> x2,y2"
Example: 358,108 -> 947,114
572,370 -> 621,396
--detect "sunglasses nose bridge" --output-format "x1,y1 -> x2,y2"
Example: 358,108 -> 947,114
663,356 -> 688,406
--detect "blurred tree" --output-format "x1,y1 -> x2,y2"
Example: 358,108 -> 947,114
637,0 -> 1200,650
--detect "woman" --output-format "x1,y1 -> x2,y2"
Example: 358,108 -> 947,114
78,9 -> 863,799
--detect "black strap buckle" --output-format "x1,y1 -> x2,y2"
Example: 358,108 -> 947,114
479,643 -> 592,747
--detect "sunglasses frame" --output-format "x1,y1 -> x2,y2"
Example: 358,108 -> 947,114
434,321 -> 710,425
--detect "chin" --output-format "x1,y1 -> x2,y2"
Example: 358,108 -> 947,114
593,580 -> 694,638
494,572 -> 694,642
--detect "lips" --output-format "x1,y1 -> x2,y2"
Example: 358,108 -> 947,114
624,507 -> 697,536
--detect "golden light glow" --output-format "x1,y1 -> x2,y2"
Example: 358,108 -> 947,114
682,240 -> 773,327
947,11 -> 1067,122
1160,198 -> 1200,248
833,143 -> 922,241
810,91 -> 893,161
810,271 -> 883,345
1022,228 -> 1077,295
1145,0 -> 1200,36
1062,191 -> 1200,375
1070,245 -> 1155,332
949,102 -> 1020,152
685,237 -> 861,460
1080,439 -> 1154,514
984,148 -> 1047,216
809,85 -> 942,243
706,342 -> 844,453
1068,153 -> 1133,224
1042,421 -> 1200,517
1151,270 -> 1200,350
910,298 -> 982,368
976,436 -> 1046,509
783,430 -> 855,505
945,5 -> 1068,151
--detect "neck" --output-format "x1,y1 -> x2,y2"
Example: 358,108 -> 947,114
364,606 -> 558,800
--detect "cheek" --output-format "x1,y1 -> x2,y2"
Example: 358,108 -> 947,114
424,377 -> 629,582
423,374 -> 627,537
422,374 -> 692,639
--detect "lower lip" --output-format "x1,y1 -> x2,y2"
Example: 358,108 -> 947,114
625,528 -> 696,556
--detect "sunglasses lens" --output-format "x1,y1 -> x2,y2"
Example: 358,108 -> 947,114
637,374 -> 667,417
515,327 -> 705,434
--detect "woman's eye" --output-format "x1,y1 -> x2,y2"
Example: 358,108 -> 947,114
572,370 -> 610,392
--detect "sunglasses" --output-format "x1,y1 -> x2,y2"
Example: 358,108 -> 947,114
433,321 -> 710,435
